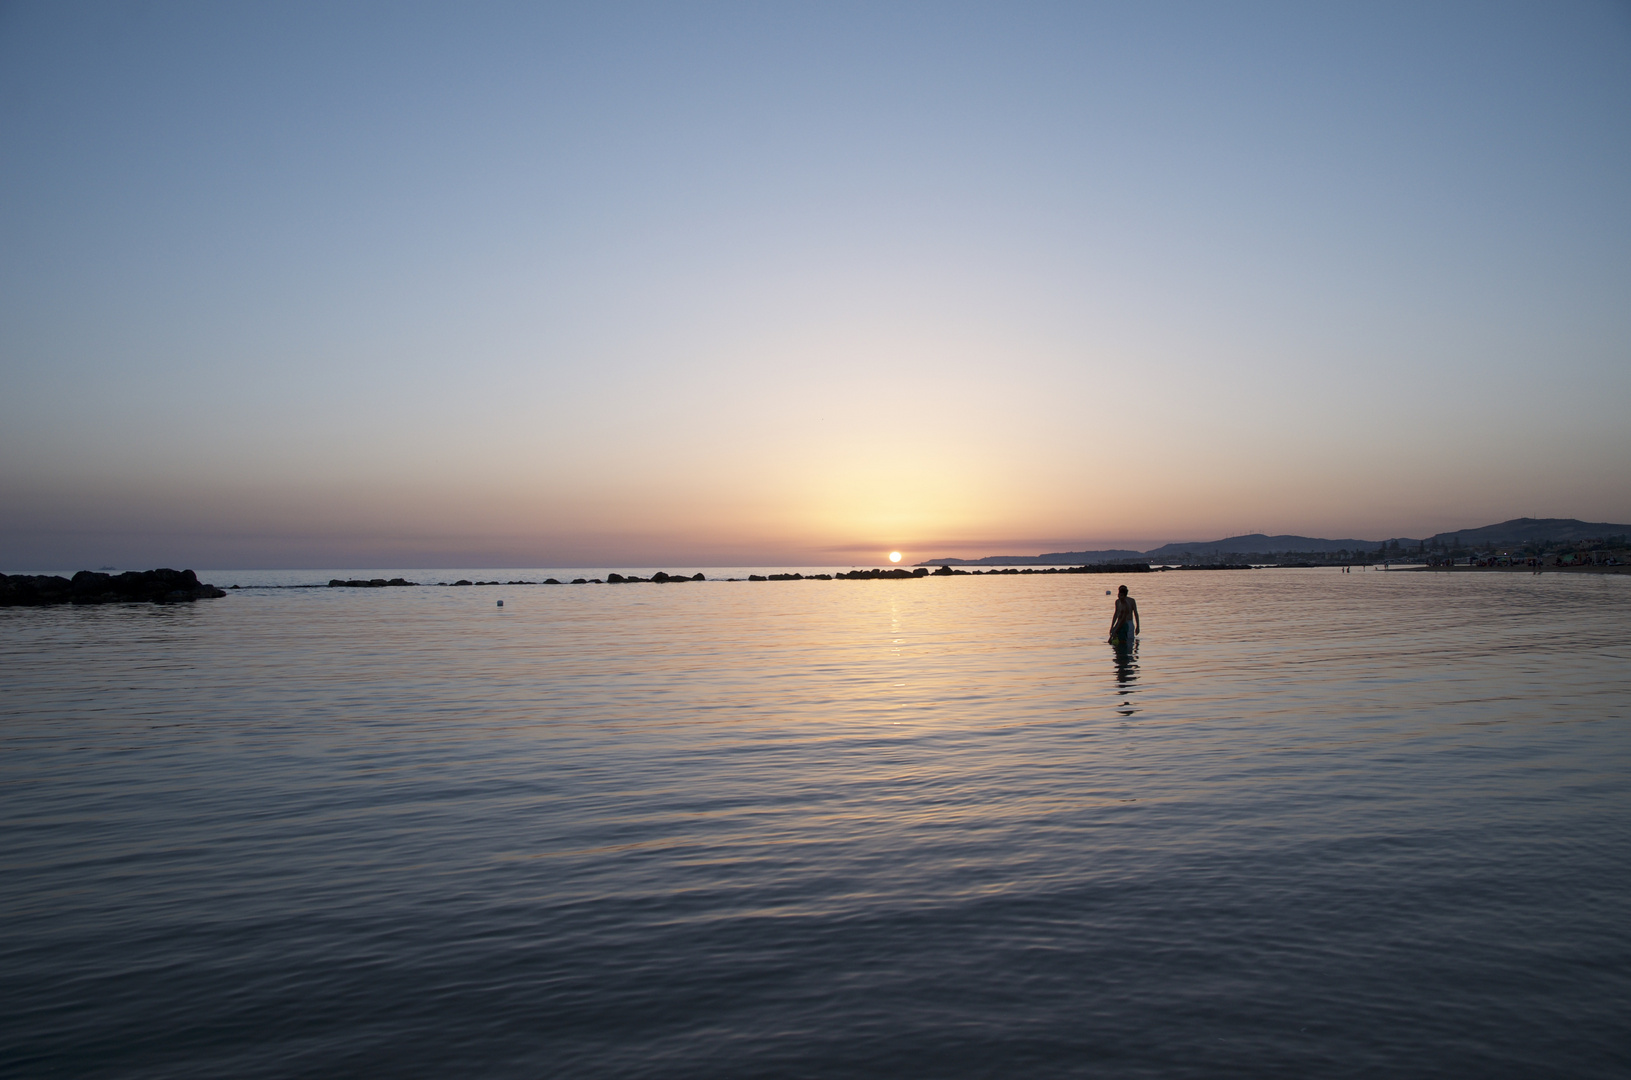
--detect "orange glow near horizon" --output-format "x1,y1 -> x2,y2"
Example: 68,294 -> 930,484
2,5 -> 1628,573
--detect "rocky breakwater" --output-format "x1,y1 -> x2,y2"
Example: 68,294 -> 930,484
836,567 -> 929,580
0,568 -> 227,607
929,563 -> 1152,576
744,569 -> 928,581
606,572 -> 706,583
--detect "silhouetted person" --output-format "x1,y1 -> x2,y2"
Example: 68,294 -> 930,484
1108,585 -> 1139,646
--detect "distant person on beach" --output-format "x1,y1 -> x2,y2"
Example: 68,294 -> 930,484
1108,585 -> 1139,646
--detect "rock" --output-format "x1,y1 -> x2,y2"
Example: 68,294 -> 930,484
1,568 -> 227,606
0,575 -> 72,605
835,567 -> 924,580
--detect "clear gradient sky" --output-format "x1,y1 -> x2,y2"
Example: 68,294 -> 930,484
3,2 -> 1629,569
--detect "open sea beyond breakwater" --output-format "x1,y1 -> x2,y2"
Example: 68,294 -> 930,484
2,568 -> 1628,1078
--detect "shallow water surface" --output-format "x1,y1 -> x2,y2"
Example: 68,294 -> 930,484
3,569 -> 1628,1077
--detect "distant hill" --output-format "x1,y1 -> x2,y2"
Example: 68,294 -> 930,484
1143,534 -> 1380,558
1425,518 -> 1630,548
922,549 -> 1146,566
917,517 -> 1630,566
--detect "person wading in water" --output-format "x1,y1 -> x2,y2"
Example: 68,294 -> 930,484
1108,585 -> 1139,646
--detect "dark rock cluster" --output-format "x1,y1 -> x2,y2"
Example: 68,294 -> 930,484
931,563 -> 1154,576
834,568 -> 930,580
0,568 -> 227,606
606,572 -> 706,583
328,577 -> 418,587
437,577 -> 696,586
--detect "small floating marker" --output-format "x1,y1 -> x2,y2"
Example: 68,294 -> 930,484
496,600 -> 504,607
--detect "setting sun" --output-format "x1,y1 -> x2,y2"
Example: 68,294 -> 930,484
888,551 -> 902,563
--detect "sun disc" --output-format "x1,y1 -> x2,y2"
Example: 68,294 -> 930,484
888,551 -> 902,563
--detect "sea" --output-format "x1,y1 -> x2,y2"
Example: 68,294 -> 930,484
2,567 -> 1628,1078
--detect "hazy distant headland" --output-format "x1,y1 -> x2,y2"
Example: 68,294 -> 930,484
921,518 -> 1631,566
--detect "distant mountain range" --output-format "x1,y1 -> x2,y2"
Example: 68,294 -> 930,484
924,548 -> 1152,566
919,518 -> 1631,565
1143,534 -> 1376,558
1419,518 -> 1630,548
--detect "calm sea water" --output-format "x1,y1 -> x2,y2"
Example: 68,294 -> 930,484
3,569 -> 1628,1078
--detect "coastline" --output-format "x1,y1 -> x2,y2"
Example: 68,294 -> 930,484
1399,563 -> 1629,575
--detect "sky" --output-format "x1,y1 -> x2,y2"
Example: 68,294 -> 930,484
2,1 -> 1629,569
